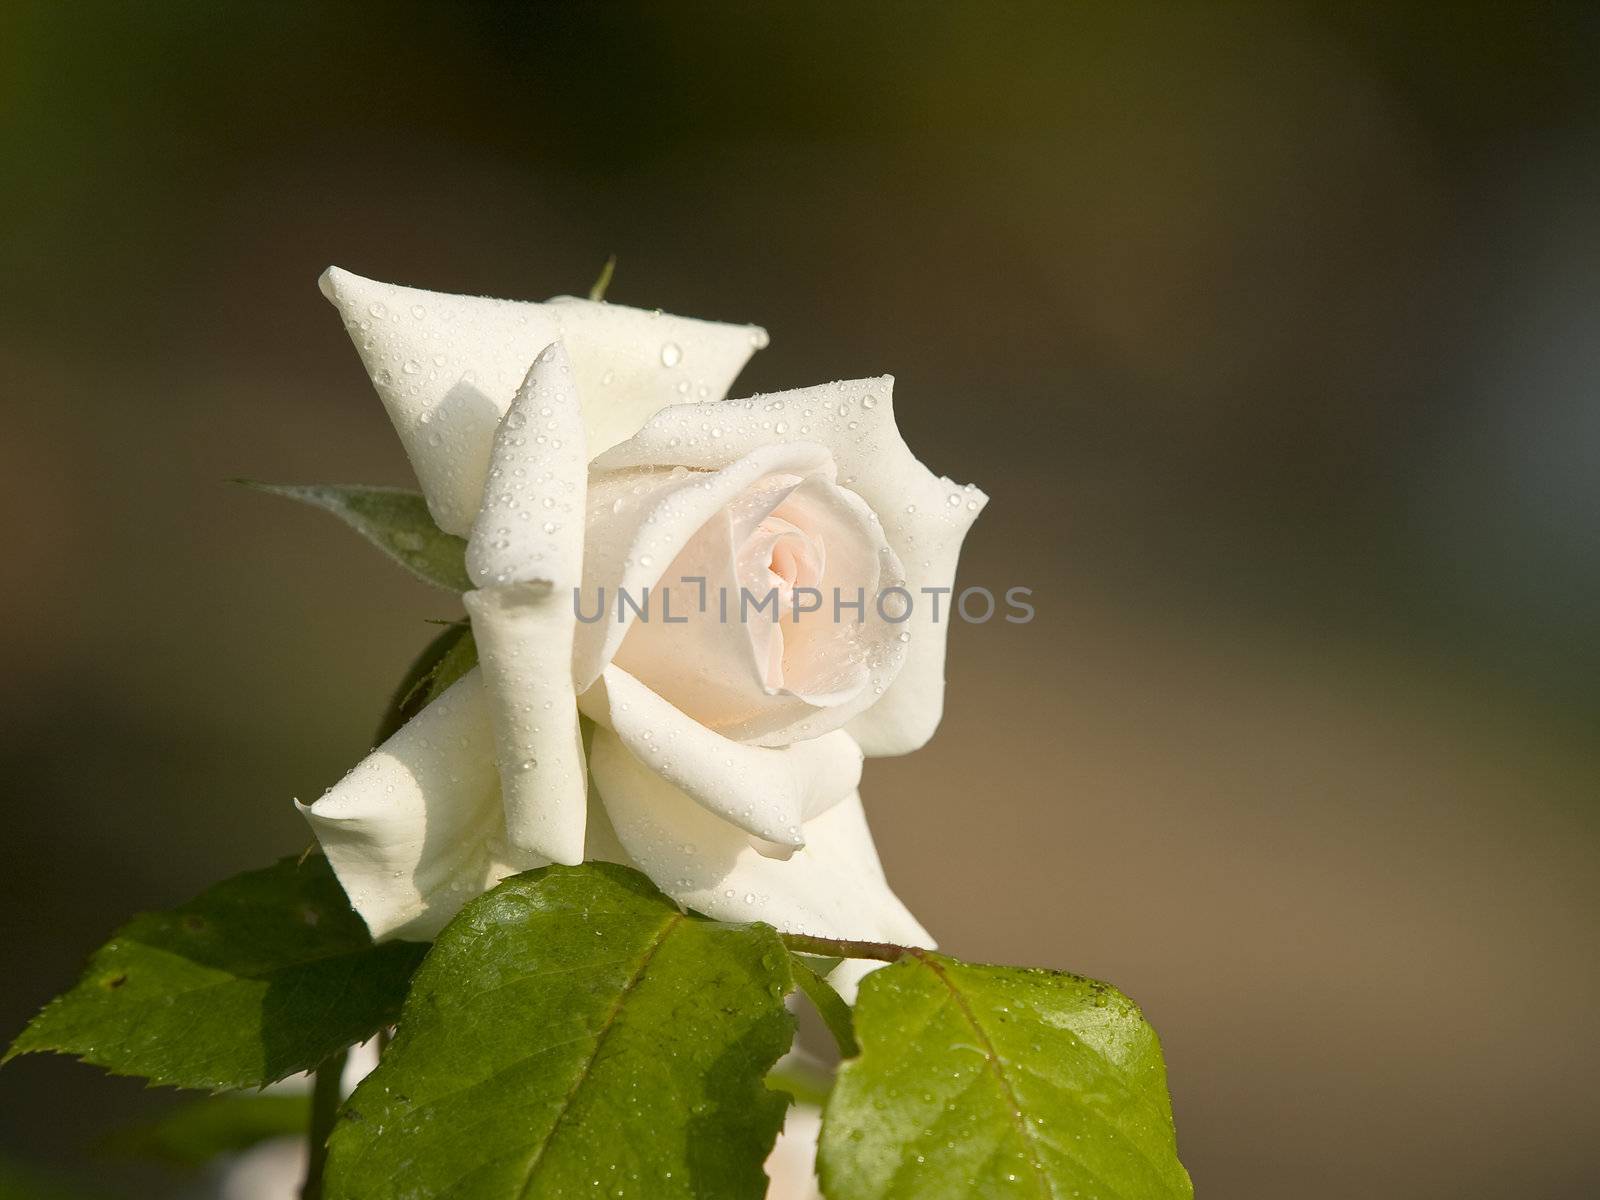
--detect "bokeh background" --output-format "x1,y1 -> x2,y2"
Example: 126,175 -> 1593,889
3,3 -> 1598,1196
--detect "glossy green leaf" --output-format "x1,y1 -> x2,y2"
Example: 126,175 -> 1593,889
244,482 -> 471,592
6,857 -> 426,1091
820,953 -> 1192,1200
105,1094 -> 310,1167
324,863 -> 797,1200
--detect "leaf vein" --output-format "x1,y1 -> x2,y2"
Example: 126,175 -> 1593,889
513,911 -> 686,1197
910,952 -> 1060,1200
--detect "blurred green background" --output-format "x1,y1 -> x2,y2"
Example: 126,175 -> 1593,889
3,2 -> 1598,1196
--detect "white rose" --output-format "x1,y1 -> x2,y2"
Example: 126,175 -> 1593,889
299,268 -> 985,945
763,1104 -> 824,1200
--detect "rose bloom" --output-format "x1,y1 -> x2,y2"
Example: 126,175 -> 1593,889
300,269 -> 985,946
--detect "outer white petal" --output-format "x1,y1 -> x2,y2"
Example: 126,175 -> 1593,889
463,587 -> 586,865
296,670 -> 540,942
590,376 -> 987,756
317,267 -> 765,533
317,268 -> 561,535
590,727 -> 931,945
464,342 -> 587,588
579,665 -> 863,854
543,296 -> 769,455
463,343 -> 588,865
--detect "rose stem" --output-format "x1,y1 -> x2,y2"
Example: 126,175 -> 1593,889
780,932 -> 920,963
300,1043 -> 349,1200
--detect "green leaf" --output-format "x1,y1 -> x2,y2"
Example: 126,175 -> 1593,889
325,863 -> 797,1200
6,857 -> 426,1091
819,953 -> 1192,1200
243,482 -> 471,592
105,1093 -> 310,1167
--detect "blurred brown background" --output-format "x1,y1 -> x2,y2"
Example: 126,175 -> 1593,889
3,2 -> 1598,1196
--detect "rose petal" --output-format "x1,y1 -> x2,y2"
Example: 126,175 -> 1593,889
317,267 -> 765,533
464,342 -> 586,588
463,343 -> 589,865
579,665 -> 862,853
580,445 -> 906,745
765,1105 -> 824,1200
463,587 -> 587,865
589,727 -> 931,945
587,474 -> 777,732
751,473 -> 905,712
575,444 -> 831,691
296,670 -> 540,941
544,295 -> 768,455
590,376 -> 987,755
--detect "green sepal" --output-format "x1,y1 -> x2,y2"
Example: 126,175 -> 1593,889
242,481 -> 471,592
372,620 -> 477,743
790,954 -> 859,1059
